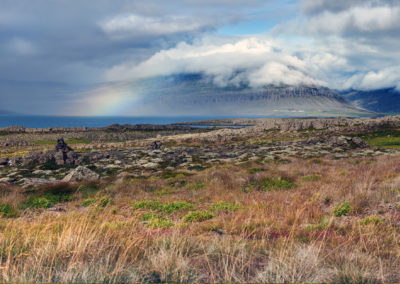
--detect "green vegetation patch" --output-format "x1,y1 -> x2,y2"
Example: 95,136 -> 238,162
132,200 -> 163,211
24,183 -> 76,209
31,138 -> 92,146
141,212 -> 173,228
162,202 -> 194,214
360,129 -> 400,148
184,211 -> 215,222
210,202 -> 240,213
303,175 -> 321,181
249,176 -> 297,191
25,194 -> 72,209
147,218 -> 173,228
0,203 -> 19,218
82,196 -> 113,208
333,202 -> 352,217
304,217 -> 331,231
360,216 -> 384,225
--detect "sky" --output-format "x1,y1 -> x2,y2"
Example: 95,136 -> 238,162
0,0 -> 399,115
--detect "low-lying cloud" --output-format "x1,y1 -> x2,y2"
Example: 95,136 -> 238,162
105,35 -> 400,91
106,37 -> 324,88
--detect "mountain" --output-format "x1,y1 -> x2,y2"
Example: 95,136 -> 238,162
343,88 -> 400,114
127,74 -> 372,117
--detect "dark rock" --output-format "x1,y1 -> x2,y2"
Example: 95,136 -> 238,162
23,151 -> 45,165
348,137 -> 368,148
52,138 -> 79,165
55,138 -> 72,152
150,140 -> 163,150
0,157 -> 9,166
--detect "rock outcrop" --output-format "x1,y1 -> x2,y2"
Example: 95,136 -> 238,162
23,138 -> 80,166
62,166 -> 100,182
149,140 -> 163,150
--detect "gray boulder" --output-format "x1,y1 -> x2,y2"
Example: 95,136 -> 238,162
62,166 -> 100,182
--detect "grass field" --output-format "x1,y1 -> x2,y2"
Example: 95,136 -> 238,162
0,154 -> 399,282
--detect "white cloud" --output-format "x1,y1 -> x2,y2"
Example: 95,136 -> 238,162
305,5 -> 400,35
105,37 -> 325,87
105,34 -> 400,91
345,67 -> 400,90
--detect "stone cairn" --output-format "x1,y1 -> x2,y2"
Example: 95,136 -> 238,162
22,138 -> 80,166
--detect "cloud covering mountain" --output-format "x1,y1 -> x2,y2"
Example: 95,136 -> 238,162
0,0 -> 399,115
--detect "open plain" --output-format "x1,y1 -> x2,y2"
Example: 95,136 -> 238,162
0,116 -> 400,282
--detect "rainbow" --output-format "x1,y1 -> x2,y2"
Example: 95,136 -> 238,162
71,83 -> 143,116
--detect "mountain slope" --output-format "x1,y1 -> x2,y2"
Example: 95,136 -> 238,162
128,74 -> 372,117
343,88 -> 400,114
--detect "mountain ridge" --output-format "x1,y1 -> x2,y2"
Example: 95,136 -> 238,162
127,74 -> 373,117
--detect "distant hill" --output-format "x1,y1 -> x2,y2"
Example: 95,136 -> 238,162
127,74 -> 373,117
343,88 -> 400,114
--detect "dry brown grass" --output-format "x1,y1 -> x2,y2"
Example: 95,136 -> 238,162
0,155 -> 400,282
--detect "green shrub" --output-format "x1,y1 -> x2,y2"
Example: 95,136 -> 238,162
141,212 -> 173,228
303,175 -> 321,181
210,202 -> 240,213
311,158 -> 323,164
147,218 -> 173,228
162,202 -> 194,214
26,197 -> 54,209
99,197 -> 113,208
304,217 -> 330,231
360,216 -> 384,225
0,203 -> 19,218
82,198 -> 96,207
142,212 -> 162,221
132,200 -> 163,211
333,202 -> 352,217
183,211 -> 215,222
250,177 -> 297,191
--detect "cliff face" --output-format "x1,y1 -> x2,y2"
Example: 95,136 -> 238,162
128,75 -> 372,117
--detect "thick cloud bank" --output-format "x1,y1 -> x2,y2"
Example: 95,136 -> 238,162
106,35 -> 400,91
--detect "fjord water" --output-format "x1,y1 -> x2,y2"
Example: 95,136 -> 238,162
0,115 -> 270,128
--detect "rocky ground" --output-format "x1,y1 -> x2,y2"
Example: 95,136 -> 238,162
1,116 -> 400,282
1,116 -> 400,188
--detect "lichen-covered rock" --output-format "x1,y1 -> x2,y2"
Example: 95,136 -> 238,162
62,166 -> 100,182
